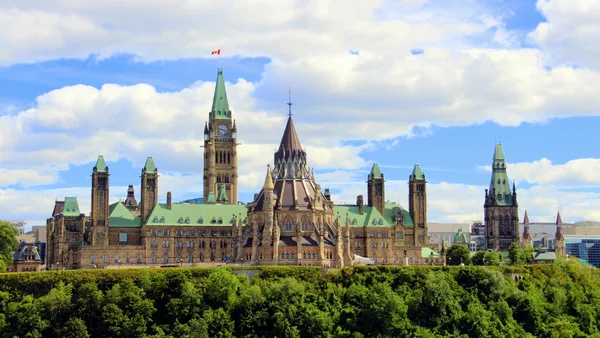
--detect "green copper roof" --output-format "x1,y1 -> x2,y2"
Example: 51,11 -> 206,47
94,156 -> 107,173
454,229 -> 470,244
333,203 -> 413,228
368,163 -> 383,179
143,157 -> 157,174
421,247 -> 441,258
217,185 -> 229,202
108,202 -> 141,228
206,192 -> 217,204
211,69 -> 230,120
489,143 -> 513,206
62,197 -> 81,216
410,164 -> 425,181
145,203 -> 247,226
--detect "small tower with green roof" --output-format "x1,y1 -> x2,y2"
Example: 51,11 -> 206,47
140,157 -> 158,225
409,164 -> 428,245
203,69 -> 238,205
91,155 -> 110,245
484,143 -> 519,251
367,163 -> 385,217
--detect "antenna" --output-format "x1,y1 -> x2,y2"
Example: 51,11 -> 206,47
287,86 -> 293,117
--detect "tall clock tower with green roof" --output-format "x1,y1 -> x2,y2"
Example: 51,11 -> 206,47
484,143 -> 519,251
203,69 -> 238,205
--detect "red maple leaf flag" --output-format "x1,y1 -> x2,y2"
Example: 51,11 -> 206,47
211,49 -> 221,55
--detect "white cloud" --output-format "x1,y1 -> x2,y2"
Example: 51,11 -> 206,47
530,0 -> 600,70
478,158 -> 600,186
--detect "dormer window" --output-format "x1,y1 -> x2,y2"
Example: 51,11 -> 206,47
159,216 -> 165,223
502,179 -> 506,184
352,219 -> 357,225
211,217 -> 216,224
152,216 -> 159,223
378,219 -> 384,225
217,217 -> 223,224
184,217 -> 190,224
178,217 -> 184,224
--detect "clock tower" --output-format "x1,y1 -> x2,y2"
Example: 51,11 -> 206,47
203,69 -> 238,205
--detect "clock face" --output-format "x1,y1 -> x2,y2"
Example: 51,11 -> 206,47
217,124 -> 228,136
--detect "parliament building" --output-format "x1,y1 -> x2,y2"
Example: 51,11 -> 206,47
46,69 -> 443,270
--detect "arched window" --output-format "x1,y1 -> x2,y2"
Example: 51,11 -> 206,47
281,251 -> 285,260
137,253 -> 142,264
151,253 -> 157,264
114,253 -> 119,264
163,252 -> 168,264
102,253 -> 107,264
291,252 -> 295,259
285,218 -> 293,231
312,251 -> 316,259
301,217 -> 308,231
285,252 -> 290,260
125,254 -> 130,264
228,152 -> 231,164
90,255 -> 95,264
200,253 -> 204,262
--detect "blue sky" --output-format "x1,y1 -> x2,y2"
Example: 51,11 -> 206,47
1,0 -> 600,228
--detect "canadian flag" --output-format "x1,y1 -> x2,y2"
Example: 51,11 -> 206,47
211,49 -> 221,55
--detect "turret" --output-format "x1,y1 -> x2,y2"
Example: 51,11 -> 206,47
140,157 -> 158,225
409,164 -> 427,230
91,155 -> 110,245
367,163 -> 385,217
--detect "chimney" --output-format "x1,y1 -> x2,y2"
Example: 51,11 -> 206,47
167,192 -> 172,209
324,188 -> 331,201
357,195 -> 364,215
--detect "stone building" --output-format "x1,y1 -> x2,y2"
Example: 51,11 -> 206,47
12,241 -> 43,272
484,144 -> 520,251
46,69 -> 442,270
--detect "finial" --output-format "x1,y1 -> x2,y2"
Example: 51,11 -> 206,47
287,86 -> 293,118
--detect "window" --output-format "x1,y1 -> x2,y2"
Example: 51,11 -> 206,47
151,240 -> 158,248
396,231 -> 403,239
301,219 -> 307,231
177,254 -> 182,263
102,254 -> 108,264
114,254 -> 119,263
159,216 -> 165,223
90,255 -> 95,264
137,253 -> 142,264
188,254 -> 193,263
281,252 -> 285,259
285,218 -> 292,231
162,229 -> 169,236
163,253 -> 168,264
370,232 -> 376,238
125,254 -> 130,264
119,233 -> 127,243
151,253 -> 157,264
187,240 -> 194,248
162,240 -> 170,248
200,253 -> 204,262
291,252 -> 295,259
150,230 -> 158,236
285,252 -> 290,259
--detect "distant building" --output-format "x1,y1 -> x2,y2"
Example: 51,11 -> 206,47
32,226 -> 47,243
532,250 -> 557,265
7,220 -> 26,235
12,242 -> 43,272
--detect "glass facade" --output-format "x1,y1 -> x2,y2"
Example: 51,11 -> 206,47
564,235 -> 600,268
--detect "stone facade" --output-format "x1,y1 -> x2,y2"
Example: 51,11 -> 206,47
46,69 -> 443,270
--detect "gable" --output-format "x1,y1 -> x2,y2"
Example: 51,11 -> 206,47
62,197 -> 81,217
108,201 -> 141,228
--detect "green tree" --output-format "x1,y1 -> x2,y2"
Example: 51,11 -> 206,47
0,220 -> 19,271
446,244 -> 471,266
508,243 -> 535,265
473,251 -> 501,266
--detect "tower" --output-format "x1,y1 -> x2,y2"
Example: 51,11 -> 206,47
367,163 -> 385,217
203,69 -> 238,205
409,164 -> 428,245
140,157 -> 158,225
521,210 -> 533,249
484,144 -> 519,251
91,155 -> 109,246
555,211 -> 566,256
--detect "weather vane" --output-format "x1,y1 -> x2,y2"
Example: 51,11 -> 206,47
287,86 -> 293,117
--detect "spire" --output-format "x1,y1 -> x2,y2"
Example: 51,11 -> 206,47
287,87 -> 293,118
555,223 -> 564,241
143,157 -> 157,174
94,155 -> 107,173
369,163 -> 383,180
204,121 -> 209,134
263,165 -> 274,190
410,164 -> 425,181
278,115 -> 303,153
211,69 -> 230,118
523,210 -> 530,224
232,119 -> 237,131
488,143 -> 513,206
556,210 -> 563,225
523,223 -> 531,240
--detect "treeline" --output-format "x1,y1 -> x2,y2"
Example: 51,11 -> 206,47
0,263 -> 599,337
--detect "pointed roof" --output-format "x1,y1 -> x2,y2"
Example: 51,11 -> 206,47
523,223 -> 531,240
143,157 -> 157,174
555,224 -> 564,241
410,164 -> 425,181
488,143 -> 513,206
369,163 -> 383,179
556,210 -> 563,225
94,155 -> 107,173
211,69 -> 230,118
278,116 -> 303,152
62,197 -> 81,216
216,185 -> 229,202
206,192 -> 217,204
523,210 -> 530,224
263,165 -> 274,190
493,143 -> 505,161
